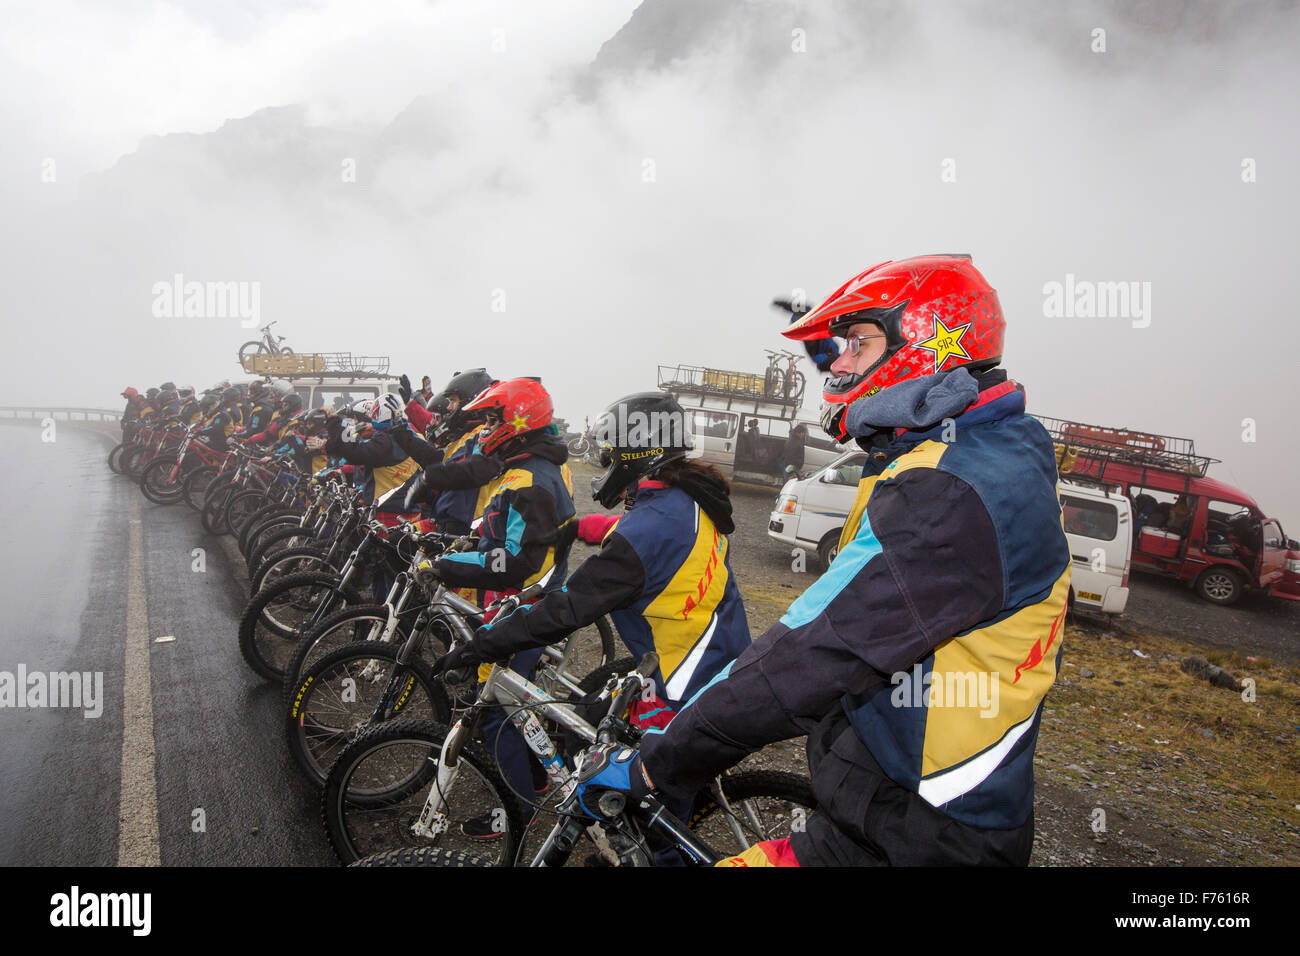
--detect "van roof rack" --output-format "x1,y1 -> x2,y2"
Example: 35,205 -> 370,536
1034,415 -> 1218,478
658,364 -> 802,408
241,352 -> 391,378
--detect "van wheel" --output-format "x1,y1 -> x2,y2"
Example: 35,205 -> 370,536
817,531 -> 842,571
1194,567 -> 1243,606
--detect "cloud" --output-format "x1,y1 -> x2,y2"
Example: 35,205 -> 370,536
2,0 -> 1298,525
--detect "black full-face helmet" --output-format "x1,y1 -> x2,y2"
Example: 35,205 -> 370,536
423,393 -> 453,445
433,372 -> 495,446
441,368 -> 495,407
279,392 -> 304,416
590,391 -> 694,509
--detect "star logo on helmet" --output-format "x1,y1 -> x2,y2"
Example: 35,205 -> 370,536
511,413 -> 529,432
912,312 -> 972,371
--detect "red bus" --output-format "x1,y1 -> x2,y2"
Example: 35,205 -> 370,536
1038,417 -> 1300,606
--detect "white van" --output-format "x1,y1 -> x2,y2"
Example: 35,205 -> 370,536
679,401 -> 843,485
769,460 -> 1133,615
1059,478 -> 1131,615
767,449 -> 867,569
270,375 -> 403,412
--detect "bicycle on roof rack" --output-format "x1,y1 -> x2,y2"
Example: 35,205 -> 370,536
239,321 -> 294,364
763,349 -> 805,403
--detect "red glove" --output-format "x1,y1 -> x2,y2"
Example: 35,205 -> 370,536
577,513 -> 619,545
406,399 -> 433,432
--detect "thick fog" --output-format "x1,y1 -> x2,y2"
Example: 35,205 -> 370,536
2,0 -> 1297,526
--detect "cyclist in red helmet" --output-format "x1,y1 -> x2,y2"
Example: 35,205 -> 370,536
120,387 -> 144,436
587,254 -> 1072,866
426,376 -> 579,838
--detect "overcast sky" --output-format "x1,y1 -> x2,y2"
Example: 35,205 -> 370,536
2,0 -> 1297,527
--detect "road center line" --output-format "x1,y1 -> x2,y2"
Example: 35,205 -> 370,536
119,504 -> 161,866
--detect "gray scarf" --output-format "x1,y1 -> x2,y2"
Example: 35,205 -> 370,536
844,367 -> 979,440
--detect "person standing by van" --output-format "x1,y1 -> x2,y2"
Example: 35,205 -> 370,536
579,254 -> 1072,866
778,423 -> 808,478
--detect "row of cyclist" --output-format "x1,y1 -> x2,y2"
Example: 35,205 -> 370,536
119,253 -> 1074,867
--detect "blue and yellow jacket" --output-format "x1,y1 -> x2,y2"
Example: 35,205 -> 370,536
234,401 -> 276,441
640,373 -> 1070,865
323,419 -> 419,506
432,430 -> 576,596
470,479 -> 751,707
434,429 -> 488,530
196,403 -> 243,447
389,425 -> 506,533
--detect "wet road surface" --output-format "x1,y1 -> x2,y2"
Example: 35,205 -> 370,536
0,422 -> 332,865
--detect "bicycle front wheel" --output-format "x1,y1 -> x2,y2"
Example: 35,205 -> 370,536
107,442 -> 129,474
688,770 -> 816,858
281,603 -> 405,704
287,642 -> 448,788
238,570 -> 361,680
139,456 -> 184,504
322,718 -> 523,866
182,465 -> 218,510
350,847 -> 492,868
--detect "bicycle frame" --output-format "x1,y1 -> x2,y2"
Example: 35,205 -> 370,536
411,661 -> 598,845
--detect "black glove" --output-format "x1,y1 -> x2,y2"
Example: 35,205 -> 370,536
398,374 -> 412,404
431,642 -> 485,680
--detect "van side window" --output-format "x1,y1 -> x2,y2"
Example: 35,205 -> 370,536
691,411 -> 736,439
1061,495 -> 1118,540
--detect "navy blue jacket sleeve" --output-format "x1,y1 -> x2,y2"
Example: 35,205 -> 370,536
639,468 -> 1005,798
469,533 -> 645,660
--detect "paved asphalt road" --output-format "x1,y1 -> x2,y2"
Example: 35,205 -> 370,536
0,422 -> 332,866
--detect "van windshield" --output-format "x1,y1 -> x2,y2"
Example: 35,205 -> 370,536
1062,494 -> 1119,540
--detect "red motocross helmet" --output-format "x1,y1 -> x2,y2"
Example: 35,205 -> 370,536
463,377 -> 553,456
782,254 -> 1005,441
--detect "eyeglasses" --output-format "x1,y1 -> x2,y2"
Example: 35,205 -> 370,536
843,332 -> 887,356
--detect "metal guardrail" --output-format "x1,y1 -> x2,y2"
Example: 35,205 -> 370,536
0,406 -> 121,422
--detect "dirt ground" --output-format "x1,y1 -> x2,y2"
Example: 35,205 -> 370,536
567,461 -> 1300,866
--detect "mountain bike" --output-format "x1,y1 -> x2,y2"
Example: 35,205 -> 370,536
139,427 -> 227,505
286,560 -> 616,789
763,349 -> 806,402
566,417 -> 593,457
238,321 -> 293,364
322,650 -> 814,866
